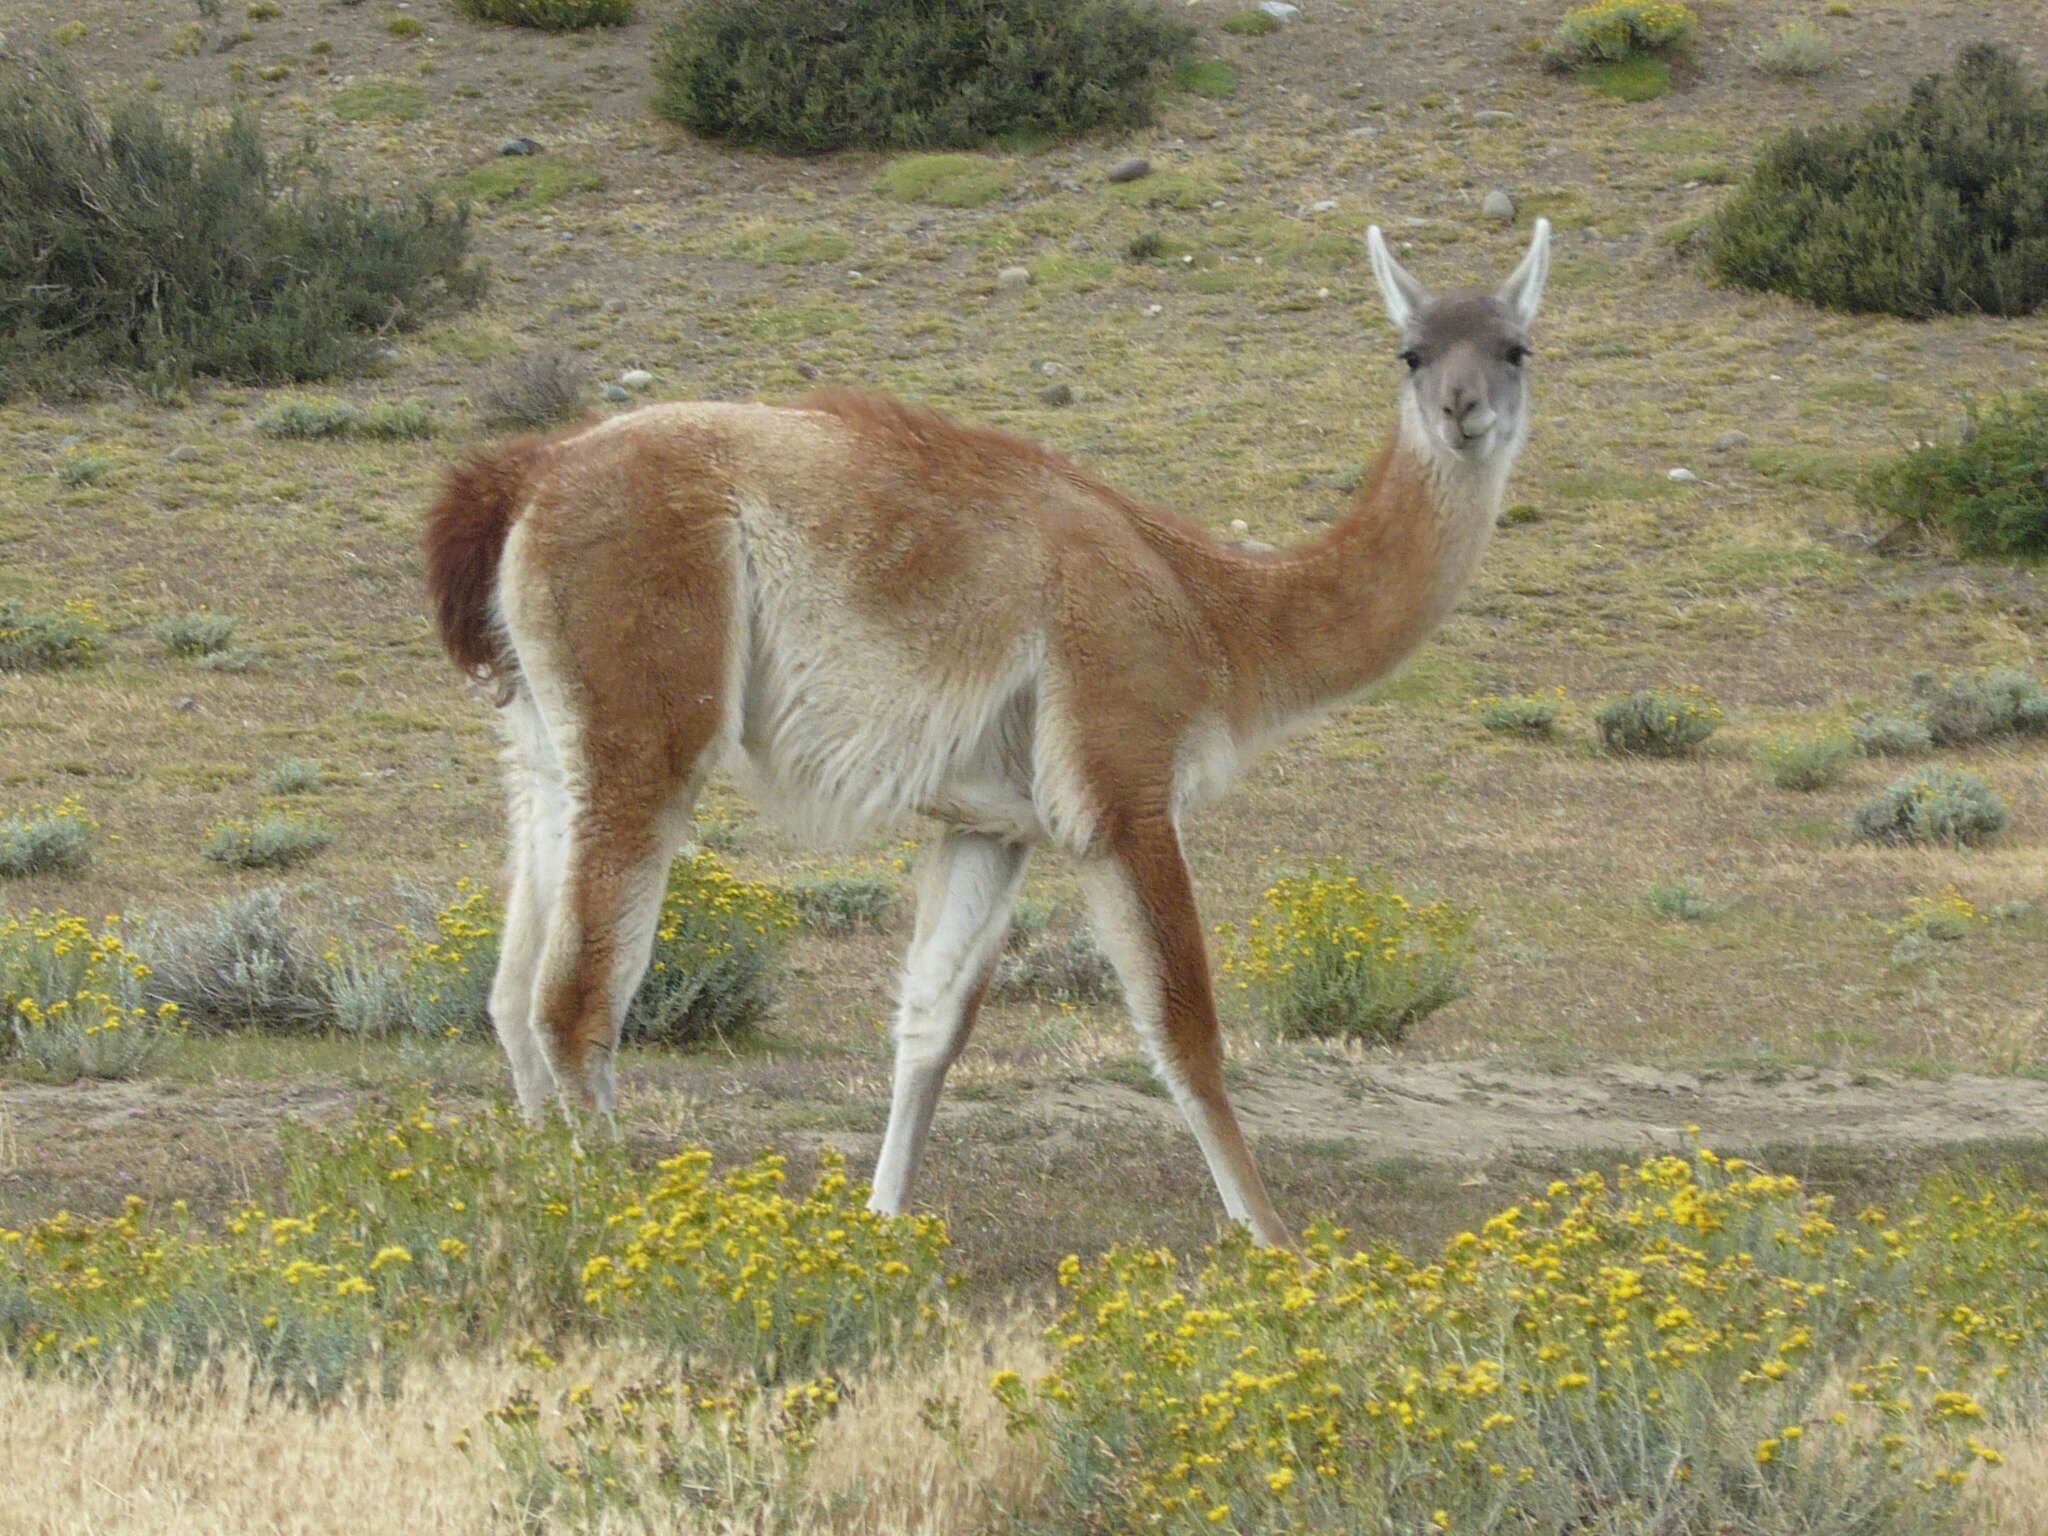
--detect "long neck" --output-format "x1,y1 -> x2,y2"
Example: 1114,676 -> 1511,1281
1237,396 -> 1514,733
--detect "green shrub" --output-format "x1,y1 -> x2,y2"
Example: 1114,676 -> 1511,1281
264,757 -> 324,795
1755,729 -> 1854,791
877,153 -> 1012,208
1585,55 -> 1670,101
1594,688 -> 1723,757
356,399 -> 437,440
202,811 -> 336,870
142,890 -> 333,1032
329,79 -> 429,122
55,452 -> 111,486
1850,764 -> 2009,847
1221,867 -> 1474,1044
1172,58 -> 1239,97
0,797 -> 96,879
254,398 -> 363,439
453,0 -> 634,29
1219,8 -> 1279,35
1472,690 -> 1563,736
0,598 -> 104,671
0,52 -> 482,399
1707,45 -> 2048,319
1851,712 -> 1933,757
652,0 -> 1197,152
1645,876 -> 1715,921
1,910 -> 176,1081
1546,0 -> 1697,66
1756,18 -> 1833,77
152,610 -> 238,658
790,871 -> 900,932
1911,667 -> 2048,745
1861,392 -> 2048,556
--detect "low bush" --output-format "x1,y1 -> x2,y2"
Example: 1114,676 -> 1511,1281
55,451 -> 112,486
0,797 -> 96,879
1219,8 -> 1280,35
263,757 -> 324,795
142,890 -> 333,1032
1862,392 -> 2048,557
1911,667 -> 2048,745
1,910 -> 178,1081
1645,875 -> 1715,921
1221,867 -> 1473,1044
1471,690 -> 1563,736
1594,688 -> 1723,757
453,0 -> 634,28
1708,45 -> 2048,318
789,871 -> 900,932
1755,729 -> 1854,791
202,810 -> 336,870
1851,712 -> 1933,757
356,400 -> 437,440
0,1100 -> 949,1397
991,927 -> 1121,1006
254,398 -> 361,440
652,0 -> 1197,153
1850,764 -> 2008,847
1003,1147 -> 2039,1533
1890,884 -> 1983,946
1545,0 -> 1696,67
481,351 -> 583,428
152,610 -> 238,658
0,52 -> 483,398
1756,18 -> 1833,77
0,598 -> 104,671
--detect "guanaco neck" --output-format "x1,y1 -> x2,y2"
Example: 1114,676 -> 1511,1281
1234,393 -> 1517,736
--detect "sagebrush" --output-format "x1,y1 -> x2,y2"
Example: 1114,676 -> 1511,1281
1862,392 -> 2048,556
1850,765 -> 2008,847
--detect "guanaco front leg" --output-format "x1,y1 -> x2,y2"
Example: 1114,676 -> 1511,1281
1078,818 -> 1294,1249
868,832 -> 1033,1215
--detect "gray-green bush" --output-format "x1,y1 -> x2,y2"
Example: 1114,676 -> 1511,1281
1851,713 -> 1933,757
153,611 -> 238,658
0,51 -> 483,398
454,0 -> 633,27
0,802 -> 95,878
1755,730 -> 1854,791
653,0 -> 1197,152
202,811 -> 336,870
991,927 -> 1121,1006
1849,764 -> 2009,847
789,873 -> 900,932
0,600 -> 103,671
142,890 -> 333,1032
1911,668 -> 2048,746
1595,689 -> 1723,757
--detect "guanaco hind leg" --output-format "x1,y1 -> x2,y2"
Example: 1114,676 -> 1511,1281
1077,820 -> 1294,1249
488,692 -> 571,1119
869,832 -> 1032,1214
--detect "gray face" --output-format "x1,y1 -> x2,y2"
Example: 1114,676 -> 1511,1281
1367,220 -> 1551,464
1399,292 -> 1533,460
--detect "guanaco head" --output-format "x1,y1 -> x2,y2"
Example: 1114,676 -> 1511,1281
1365,219 -> 1552,464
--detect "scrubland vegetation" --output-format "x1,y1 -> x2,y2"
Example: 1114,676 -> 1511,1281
6,0 -> 2048,1528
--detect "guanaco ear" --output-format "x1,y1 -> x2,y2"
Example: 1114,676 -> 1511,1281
1496,217 -> 1552,329
1366,225 -> 1431,334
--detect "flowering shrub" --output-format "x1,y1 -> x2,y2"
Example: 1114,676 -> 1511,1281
1595,687 -> 1723,757
201,809 -> 335,870
1548,0 -> 1697,64
1470,688 -> 1564,736
0,910 -> 178,1080
1220,868 -> 1474,1043
1755,729 -> 1854,791
0,1100 -> 952,1401
0,597 -> 104,671
401,853 -> 794,1043
0,795 -> 97,878
1850,765 -> 2008,847
1002,1146 -> 2039,1533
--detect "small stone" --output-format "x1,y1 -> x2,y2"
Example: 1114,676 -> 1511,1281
1667,467 -> 1702,484
1106,156 -> 1151,184
1228,519 -> 1250,538
1482,189 -> 1516,221
1039,382 -> 1075,407
1308,198 -> 1338,214
602,298 -> 627,314
1145,304 -> 1164,316
995,265 -> 1032,291
1257,0 -> 1300,18
1473,109 -> 1517,125
175,697 -> 197,713
601,383 -> 630,403
167,445 -> 201,463
377,346 -> 402,365
498,137 -> 541,157
1348,124 -> 1383,140
1236,537 -> 1278,554
1040,361 -> 1062,376
620,369 -> 654,390
1711,429 -> 1752,452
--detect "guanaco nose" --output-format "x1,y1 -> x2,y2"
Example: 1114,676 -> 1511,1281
1443,383 -> 1496,441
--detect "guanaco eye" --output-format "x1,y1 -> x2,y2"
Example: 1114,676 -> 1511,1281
1504,344 -> 1530,366
1399,349 -> 1422,372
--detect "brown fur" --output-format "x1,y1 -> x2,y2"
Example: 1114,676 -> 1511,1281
421,431 -> 570,702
